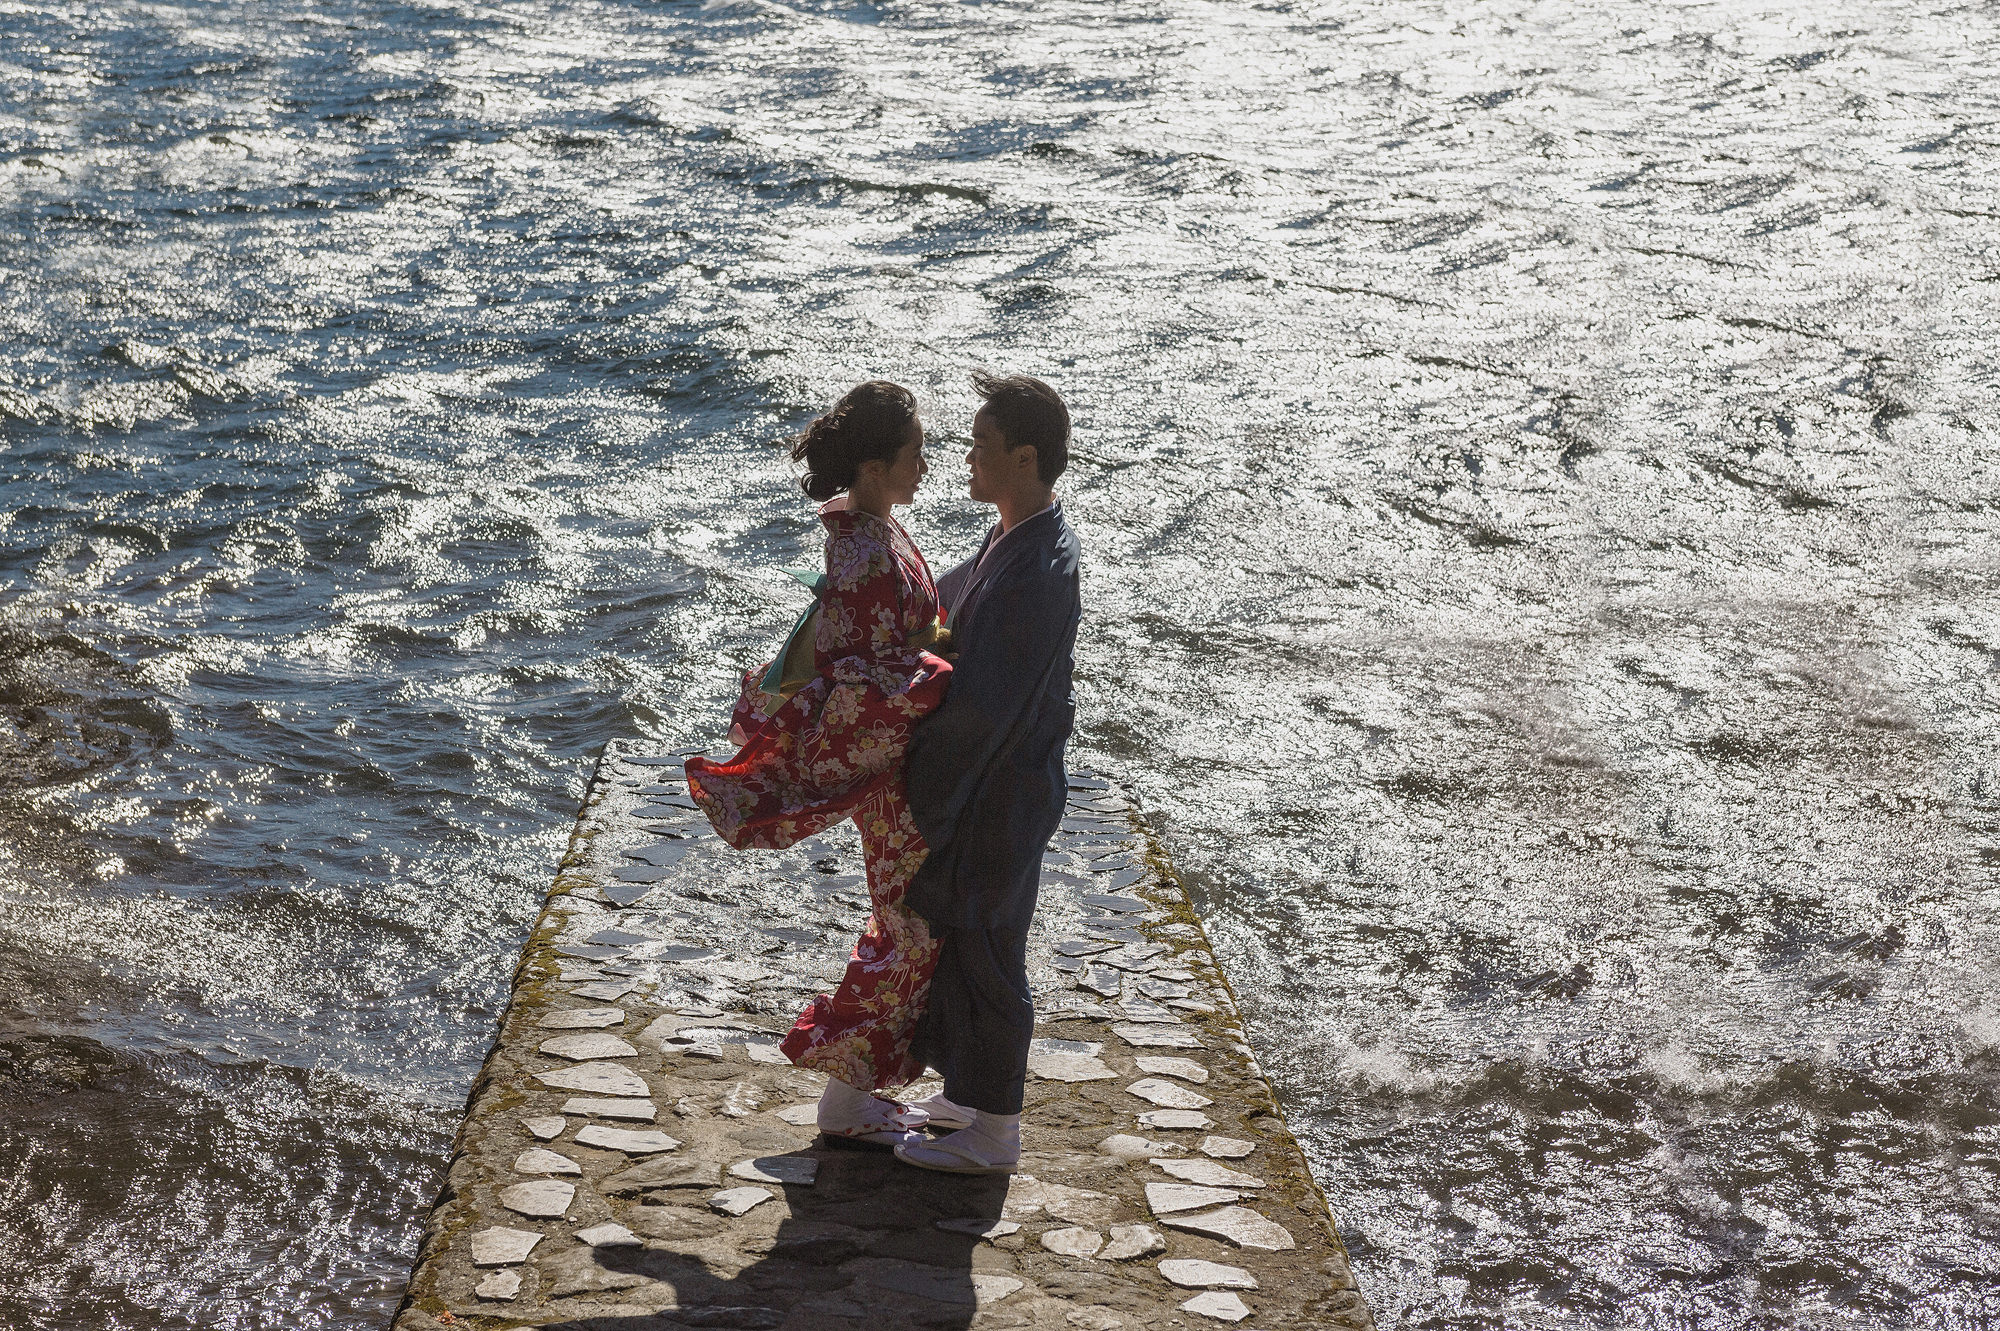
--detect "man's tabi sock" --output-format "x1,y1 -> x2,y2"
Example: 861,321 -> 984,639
907,1091 -> 976,1129
963,1109 -> 1022,1162
894,1108 -> 1023,1171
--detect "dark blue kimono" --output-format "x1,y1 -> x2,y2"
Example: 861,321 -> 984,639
905,503 -> 1081,1114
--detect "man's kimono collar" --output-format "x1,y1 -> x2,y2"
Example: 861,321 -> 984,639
974,500 -> 1062,569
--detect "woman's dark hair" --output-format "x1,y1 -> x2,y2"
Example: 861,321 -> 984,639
790,381 -> 918,502
971,371 -> 1069,485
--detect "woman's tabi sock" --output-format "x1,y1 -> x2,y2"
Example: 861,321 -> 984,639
817,1077 -> 910,1132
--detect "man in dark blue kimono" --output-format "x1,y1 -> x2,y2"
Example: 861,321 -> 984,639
895,373 -> 1082,1174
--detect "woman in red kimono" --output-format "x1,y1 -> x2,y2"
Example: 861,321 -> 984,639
685,381 -> 958,1147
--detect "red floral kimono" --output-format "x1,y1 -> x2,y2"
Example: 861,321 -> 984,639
686,500 -> 951,1091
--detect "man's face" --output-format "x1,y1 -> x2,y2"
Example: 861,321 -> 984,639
966,408 -> 1011,505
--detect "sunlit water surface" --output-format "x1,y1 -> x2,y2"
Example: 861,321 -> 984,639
3,1 -> 1998,1326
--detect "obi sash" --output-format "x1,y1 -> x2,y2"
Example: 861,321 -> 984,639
756,567 -> 948,717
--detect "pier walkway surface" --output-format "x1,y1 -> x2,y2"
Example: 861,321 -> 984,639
392,738 -> 1373,1330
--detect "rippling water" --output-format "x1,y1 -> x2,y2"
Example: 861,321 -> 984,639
4,1 -> 1998,1326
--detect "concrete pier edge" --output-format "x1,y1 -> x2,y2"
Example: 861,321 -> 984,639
392,738 -> 1374,1329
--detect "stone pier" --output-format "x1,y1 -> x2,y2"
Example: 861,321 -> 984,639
391,738 -> 1374,1330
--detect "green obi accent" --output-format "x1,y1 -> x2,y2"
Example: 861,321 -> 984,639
758,568 -> 826,714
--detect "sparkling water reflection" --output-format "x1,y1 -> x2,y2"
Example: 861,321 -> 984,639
2,1 -> 1997,1327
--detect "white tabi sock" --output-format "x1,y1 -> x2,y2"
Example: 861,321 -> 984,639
818,1077 -> 907,1132
963,1109 -> 1022,1162
817,1076 -> 871,1122
895,1107 -> 1023,1171
906,1091 -> 976,1129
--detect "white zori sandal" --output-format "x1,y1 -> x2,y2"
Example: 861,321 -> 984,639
893,1130 -> 1020,1175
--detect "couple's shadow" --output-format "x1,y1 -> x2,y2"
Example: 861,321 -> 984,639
540,1143 -> 1015,1331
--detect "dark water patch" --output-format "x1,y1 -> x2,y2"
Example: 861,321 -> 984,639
0,627 -> 172,790
0,1033 -> 448,1330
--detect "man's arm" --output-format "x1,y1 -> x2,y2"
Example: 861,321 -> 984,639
905,562 -> 1076,846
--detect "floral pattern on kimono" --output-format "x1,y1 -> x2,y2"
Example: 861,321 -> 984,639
685,502 -> 951,1089
777,781 -> 940,1090
686,505 -> 951,851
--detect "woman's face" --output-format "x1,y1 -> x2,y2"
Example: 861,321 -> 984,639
883,417 -> 928,506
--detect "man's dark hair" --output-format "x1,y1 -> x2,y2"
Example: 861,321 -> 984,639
971,371 -> 1069,486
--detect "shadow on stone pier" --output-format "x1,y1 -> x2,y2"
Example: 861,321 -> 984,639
540,1155 -> 1011,1330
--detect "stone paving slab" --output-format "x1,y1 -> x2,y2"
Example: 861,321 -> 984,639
392,737 -> 1374,1330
